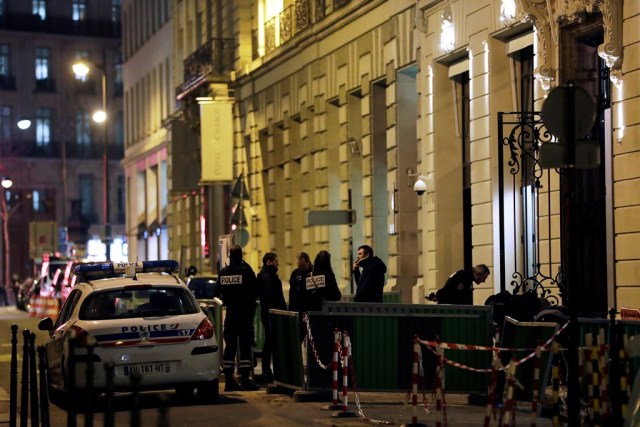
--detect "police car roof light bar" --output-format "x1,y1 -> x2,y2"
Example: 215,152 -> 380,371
74,262 -> 115,280
74,260 -> 180,281
141,260 -> 180,274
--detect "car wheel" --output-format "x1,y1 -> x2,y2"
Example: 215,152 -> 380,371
196,379 -> 219,403
175,385 -> 194,400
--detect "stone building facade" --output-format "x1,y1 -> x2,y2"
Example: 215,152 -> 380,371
163,0 -> 638,311
121,0 -> 172,265
0,0 -> 124,278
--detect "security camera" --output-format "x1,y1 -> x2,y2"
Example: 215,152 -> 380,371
413,177 -> 428,196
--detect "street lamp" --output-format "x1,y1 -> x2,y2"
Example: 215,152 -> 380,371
16,119 -> 31,130
73,54 -> 111,261
1,177 -> 14,293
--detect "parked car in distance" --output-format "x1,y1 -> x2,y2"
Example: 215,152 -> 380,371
38,260 -> 220,403
186,276 -> 218,300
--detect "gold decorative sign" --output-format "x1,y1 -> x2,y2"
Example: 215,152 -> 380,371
200,101 -> 233,182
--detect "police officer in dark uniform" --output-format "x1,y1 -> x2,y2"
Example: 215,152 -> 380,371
306,250 -> 341,311
257,252 -> 286,383
288,252 -> 312,314
431,264 -> 490,305
218,245 -> 260,391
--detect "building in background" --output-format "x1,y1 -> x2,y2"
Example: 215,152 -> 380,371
0,0 -> 125,280
121,0 -> 172,265
125,0 -> 636,314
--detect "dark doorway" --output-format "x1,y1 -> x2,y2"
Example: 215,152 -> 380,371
559,17 -> 609,317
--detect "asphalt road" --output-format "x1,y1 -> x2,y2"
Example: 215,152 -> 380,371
0,305 -> 554,426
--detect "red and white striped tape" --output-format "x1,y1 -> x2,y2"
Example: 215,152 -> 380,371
417,319 -> 570,353
302,312 -> 336,370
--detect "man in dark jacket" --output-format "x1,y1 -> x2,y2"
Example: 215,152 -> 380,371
218,245 -> 260,391
352,245 -> 387,303
288,252 -> 312,313
433,264 -> 490,305
257,252 -> 286,382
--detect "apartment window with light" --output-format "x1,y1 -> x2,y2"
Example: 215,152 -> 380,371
31,190 -> 50,213
35,108 -> 51,146
257,0 -> 285,56
35,47 -> 50,80
0,44 -> 9,77
76,110 -> 91,145
114,54 -> 123,95
115,111 -> 124,147
0,106 -> 11,142
33,0 -> 46,20
72,0 -> 86,22
78,175 -> 94,219
112,0 -> 122,26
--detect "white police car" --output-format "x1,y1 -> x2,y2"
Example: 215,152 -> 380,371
38,260 -> 220,402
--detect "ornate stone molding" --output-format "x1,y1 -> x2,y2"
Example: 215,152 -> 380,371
554,0 -> 623,84
517,0 -> 555,91
517,0 -> 623,89
597,0 -> 623,86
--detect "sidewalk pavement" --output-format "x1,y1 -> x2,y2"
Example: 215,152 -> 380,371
0,380 -> 555,426
0,386 -> 8,424
284,389 -> 555,426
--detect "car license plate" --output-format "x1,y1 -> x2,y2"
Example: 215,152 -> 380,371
123,362 -> 173,376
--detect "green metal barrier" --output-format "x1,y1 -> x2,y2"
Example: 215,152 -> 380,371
253,304 -> 265,355
269,309 -> 304,389
198,300 -> 223,353
303,303 -> 493,393
207,303 -> 265,368
341,292 -> 401,303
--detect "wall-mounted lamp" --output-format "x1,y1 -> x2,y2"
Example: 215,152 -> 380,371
347,138 -> 360,154
439,6 -> 455,53
1,177 -> 13,189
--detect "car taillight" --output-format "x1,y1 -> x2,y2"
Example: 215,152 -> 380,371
192,317 -> 214,340
68,325 -> 94,347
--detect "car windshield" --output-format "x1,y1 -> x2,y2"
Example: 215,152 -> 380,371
187,277 -> 217,299
79,287 -> 200,320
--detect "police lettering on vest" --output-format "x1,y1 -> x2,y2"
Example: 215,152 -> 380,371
220,275 -> 243,285
306,275 -> 325,290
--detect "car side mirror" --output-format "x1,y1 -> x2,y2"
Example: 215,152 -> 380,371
38,317 -> 54,331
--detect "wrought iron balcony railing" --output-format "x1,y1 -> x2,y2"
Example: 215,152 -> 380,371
0,74 -> 16,90
177,38 -> 235,96
34,77 -> 56,92
261,0 -> 352,56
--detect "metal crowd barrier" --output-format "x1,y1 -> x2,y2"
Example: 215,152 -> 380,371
270,302 -> 494,394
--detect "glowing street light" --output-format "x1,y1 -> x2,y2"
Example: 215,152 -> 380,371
1,177 -> 12,189
1,176 -> 13,295
16,119 -> 31,130
72,62 -> 90,78
92,110 -> 107,123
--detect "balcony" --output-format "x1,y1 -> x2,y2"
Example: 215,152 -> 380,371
259,0 -> 352,57
176,38 -> 235,99
0,74 -> 16,90
34,77 -> 56,92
